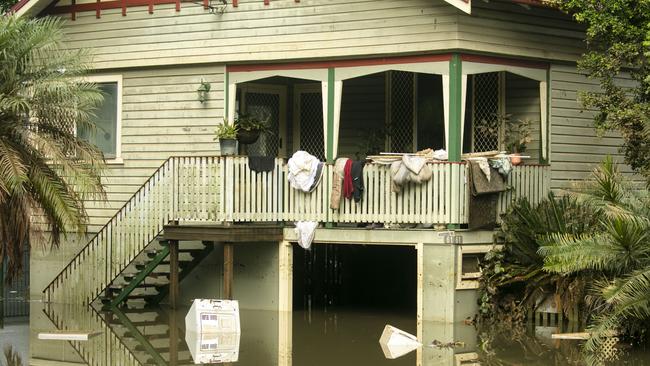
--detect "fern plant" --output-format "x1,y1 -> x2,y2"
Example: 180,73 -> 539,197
540,157 -> 650,355
478,192 -> 598,323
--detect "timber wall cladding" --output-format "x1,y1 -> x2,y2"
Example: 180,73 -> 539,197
52,0 -> 584,70
457,1 -> 584,62
84,65 -> 225,232
549,64 -> 640,190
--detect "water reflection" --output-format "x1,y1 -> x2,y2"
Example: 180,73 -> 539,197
4,301 -> 650,365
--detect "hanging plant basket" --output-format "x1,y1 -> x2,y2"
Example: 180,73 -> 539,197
237,129 -> 261,145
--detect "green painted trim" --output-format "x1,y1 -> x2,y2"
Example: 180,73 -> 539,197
225,71 -> 230,119
448,54 -> 462,162
326,68 -> 335,163
542,69 -> 551,164
149,242 -> 215,305
110,245 -> 170,308
111,307 -> 167,366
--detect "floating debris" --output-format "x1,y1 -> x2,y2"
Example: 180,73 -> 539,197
551,332 -> 590,340
429,339 -> 465,349
38,330 -> 102,341
379,325 -> 421,359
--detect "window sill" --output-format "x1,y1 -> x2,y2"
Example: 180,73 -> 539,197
105,157 -> 124,165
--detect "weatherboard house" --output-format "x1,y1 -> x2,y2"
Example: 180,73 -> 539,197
15,0 -> 632,356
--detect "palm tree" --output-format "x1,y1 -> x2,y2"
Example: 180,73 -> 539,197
0,16 -> 105,283
539,157 -> 650,355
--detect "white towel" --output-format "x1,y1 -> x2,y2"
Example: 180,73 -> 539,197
287,150 -> 320,192
295,221 -> 319,250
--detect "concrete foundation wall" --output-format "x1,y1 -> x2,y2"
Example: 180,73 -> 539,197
177,243 -> 224,305
177,241 -> 280,311
233,243 -> 280,311
30,234 -> 91,300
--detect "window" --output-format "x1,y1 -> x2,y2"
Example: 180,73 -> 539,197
78,75 -> 122,162
456,245 -> 500,290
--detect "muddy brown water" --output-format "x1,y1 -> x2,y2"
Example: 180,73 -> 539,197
2,301 -> 650,365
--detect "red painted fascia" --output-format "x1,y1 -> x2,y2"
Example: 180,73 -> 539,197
9,0 -> 30,13
46,0 -> 175,14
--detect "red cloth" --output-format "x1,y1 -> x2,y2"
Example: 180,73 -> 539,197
343,159 -> 354,199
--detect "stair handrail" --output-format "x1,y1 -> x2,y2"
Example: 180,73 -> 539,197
42,156 -> 178,303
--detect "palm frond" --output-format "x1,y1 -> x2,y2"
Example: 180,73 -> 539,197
0,15 -> 106,283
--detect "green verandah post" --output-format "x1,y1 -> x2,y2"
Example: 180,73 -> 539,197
448,54 -> 463,230
448,54 -> 463,163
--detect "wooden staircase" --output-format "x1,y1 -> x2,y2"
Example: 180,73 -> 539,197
107,306 -> 194,366
102,240 -> 215,308
43,303 -> 142,366
42,156 -> 222,305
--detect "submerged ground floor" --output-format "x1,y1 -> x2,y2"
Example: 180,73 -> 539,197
123,226 -> 496,324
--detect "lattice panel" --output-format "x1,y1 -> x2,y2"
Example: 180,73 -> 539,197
389,71 -> 415,153
299,91 -> 325,160
244,92 -> 280,156
472,72 -> 501,153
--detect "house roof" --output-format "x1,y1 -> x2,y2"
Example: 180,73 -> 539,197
12,0 -> 547,18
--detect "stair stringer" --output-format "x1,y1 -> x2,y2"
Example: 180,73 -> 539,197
43,157 -> 178,305
42,303 -> 142,366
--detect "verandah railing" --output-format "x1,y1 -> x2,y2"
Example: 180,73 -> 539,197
44,155 -> 549,305
497,163 -> 551,217
178,156 -> 469,224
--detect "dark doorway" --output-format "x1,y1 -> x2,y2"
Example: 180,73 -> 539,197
293,244 -> 417,314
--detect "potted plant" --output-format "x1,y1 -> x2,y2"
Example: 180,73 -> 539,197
235,113 -> 270,145
214,118 -> 238,156
504,117 -> 532,166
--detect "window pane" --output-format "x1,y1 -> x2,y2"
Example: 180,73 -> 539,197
79,82 -> 118,158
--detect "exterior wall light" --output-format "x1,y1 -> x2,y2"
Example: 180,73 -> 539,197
197,79 -> 211,103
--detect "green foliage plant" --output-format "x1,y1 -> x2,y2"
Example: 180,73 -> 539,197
539,157 -> 650,356
0,16 -> 106,282
235,113 -> 270,133
547,0 -> 650,183
505,118 -> 533,154
478,192 -> 598,324
214,118 -> 238,140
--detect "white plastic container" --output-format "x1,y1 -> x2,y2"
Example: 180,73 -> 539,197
185,299 -> 241,334
185,299 -> 241,364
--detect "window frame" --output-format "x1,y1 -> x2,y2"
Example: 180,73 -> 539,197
456,244 -> 501,290
82,74 -> 123,164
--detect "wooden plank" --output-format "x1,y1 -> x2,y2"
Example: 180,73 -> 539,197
169,240 -> 179,309
162,224 -> 284,242
551,332 -> 590,340
223,243 -> 234,300
38,330 -> 103,341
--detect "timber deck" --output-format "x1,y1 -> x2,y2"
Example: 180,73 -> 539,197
162,223 -> 284,242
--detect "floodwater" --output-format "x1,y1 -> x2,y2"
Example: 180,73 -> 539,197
2,301 -> 650,365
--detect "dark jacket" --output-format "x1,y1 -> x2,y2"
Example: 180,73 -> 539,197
351,161 -> 365,203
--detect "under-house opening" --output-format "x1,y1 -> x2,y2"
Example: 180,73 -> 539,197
292,244 -> 417,314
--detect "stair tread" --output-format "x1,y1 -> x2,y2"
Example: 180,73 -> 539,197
109,283 -> 163,290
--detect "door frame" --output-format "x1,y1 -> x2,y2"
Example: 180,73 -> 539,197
292,83 -> 322,154
240,83 -> 288,157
